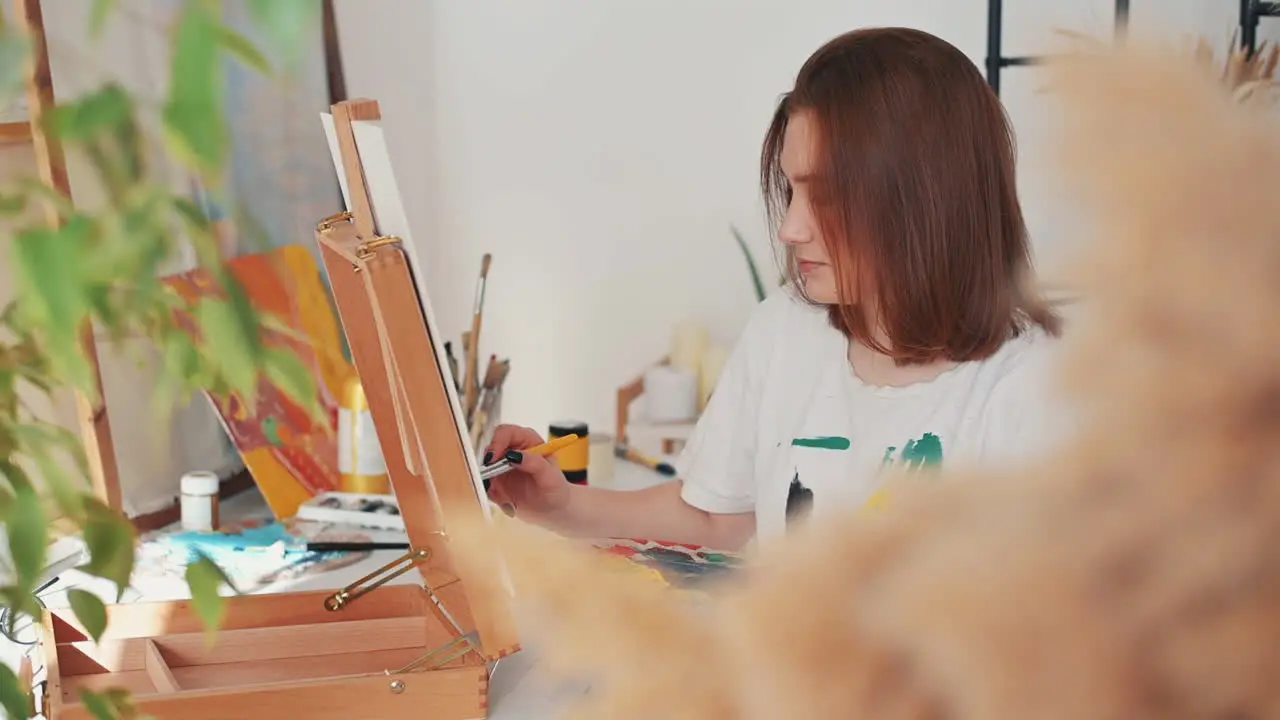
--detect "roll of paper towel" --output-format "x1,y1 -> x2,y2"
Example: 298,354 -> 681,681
670,321 -> 709,376
699,343 -> 731,410
644,365 -> 699,424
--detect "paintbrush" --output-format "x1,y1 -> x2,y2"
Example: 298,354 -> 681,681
459,331 -> 473,423
615,444 -> 678,477
444,341 -> 462,395
474,359 -> 511,448
481,433 -> 578,487
473,359 -> 511,452
463,254 -> 492,422
468,355 -> 503,448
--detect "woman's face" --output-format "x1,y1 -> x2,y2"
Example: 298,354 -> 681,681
777,110 -> 840,304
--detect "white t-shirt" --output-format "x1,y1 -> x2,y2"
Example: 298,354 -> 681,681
676,286 -> 1066,547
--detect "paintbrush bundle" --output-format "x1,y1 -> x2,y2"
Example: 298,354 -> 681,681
468,355 -> 510,449
445,343 -> 511,451
440,253 -> 513,450
450,41 -> 1280,719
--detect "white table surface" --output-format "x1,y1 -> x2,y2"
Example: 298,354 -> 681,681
3,458 -> 670,719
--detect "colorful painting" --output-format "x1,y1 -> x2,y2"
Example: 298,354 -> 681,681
165,246 -> 351,518
591,538 -> 744,590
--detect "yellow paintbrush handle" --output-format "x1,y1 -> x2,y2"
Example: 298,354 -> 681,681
527,433 -> 579,457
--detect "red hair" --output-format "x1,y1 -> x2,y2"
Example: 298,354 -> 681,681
761,27 -> 1060,365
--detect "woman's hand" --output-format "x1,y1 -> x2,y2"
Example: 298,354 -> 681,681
483,424 -> 573,520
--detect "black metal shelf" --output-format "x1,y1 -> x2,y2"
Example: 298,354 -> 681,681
1242,0 -> 1280,56
986,0 -> 1131,95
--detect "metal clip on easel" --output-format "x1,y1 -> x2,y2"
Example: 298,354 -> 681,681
324,547 -> 432,611
388,631 -> 480,675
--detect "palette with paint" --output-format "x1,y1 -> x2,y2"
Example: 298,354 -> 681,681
591,538 -> 744,590
294,491 -> 405,531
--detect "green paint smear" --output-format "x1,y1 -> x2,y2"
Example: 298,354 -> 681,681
791,436 -> 851,451
881,445 -> 898,466
899,432 -> 943,469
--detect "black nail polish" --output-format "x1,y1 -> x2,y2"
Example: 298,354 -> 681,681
505,450 -> 524,464
483,477 -> 491,493
483,450 -> 494,465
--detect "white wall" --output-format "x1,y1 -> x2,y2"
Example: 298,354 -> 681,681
334,1 -> 1272,438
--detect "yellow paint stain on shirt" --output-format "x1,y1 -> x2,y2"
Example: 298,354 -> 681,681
862,487 -> 894,514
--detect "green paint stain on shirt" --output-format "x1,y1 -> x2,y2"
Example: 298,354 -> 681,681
791,436 -> 851,450
900,433 -> 943,469
881,446 -> 898,466
882,433 -> 944,471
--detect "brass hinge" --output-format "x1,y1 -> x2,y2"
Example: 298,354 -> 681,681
356,235 -> 403,260
316,210 -> 353,233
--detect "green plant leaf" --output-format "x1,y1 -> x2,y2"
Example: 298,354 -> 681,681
0,25 -> 30,111
185,554 -> 232,644
216,24 -> 271,74
160,331 -> 200,380
0,585 -> 41,622
0,367 -> 16,440
12,177 -> 78,219
67,588 -> 108,643
12,219 -> 93,395
264,347 -> 319,417
0,191 -> 25,217
79,499 -> 135,600
196,298 -> 258,400
246,0 -> 320,66
80,688 -> 149,720
0,483 -> 14,521
48,84 -> 132,142
0,661 -> 32,720
9,424 -> 85,521
162,1 -> 226,177
89,0 -> 116,38
170,196 -> 215,251
730,225 -> 768,303
0,460 -> 32,493
7,485 -> 46,593
79,688 -> 118,720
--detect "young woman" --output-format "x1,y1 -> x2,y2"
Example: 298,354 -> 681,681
484,27 -> 1064,551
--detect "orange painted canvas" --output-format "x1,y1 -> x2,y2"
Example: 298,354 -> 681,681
165,246 -> 351,518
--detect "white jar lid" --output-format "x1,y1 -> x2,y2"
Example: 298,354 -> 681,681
181,471 -> 220,496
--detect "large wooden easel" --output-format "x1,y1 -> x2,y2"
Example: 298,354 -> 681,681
314,99 -> 521,661
14,0 -> 123,511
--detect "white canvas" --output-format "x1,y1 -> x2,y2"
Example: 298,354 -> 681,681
320,112 -> 493,523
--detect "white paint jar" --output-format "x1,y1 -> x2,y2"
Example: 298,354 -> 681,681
180,471 -> 221,532
669,320 -> 709,376
588,433 -> 617,487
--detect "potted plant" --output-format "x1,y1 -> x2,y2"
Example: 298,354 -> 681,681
0,2 -> 321,717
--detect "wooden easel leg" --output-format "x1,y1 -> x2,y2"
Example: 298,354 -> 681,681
17,0 -> 124,512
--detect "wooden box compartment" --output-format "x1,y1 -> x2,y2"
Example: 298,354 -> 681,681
41,584 -> 490,720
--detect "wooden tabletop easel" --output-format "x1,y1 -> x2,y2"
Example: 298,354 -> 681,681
14,0 -> 123,512
315,98 -> 521,662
